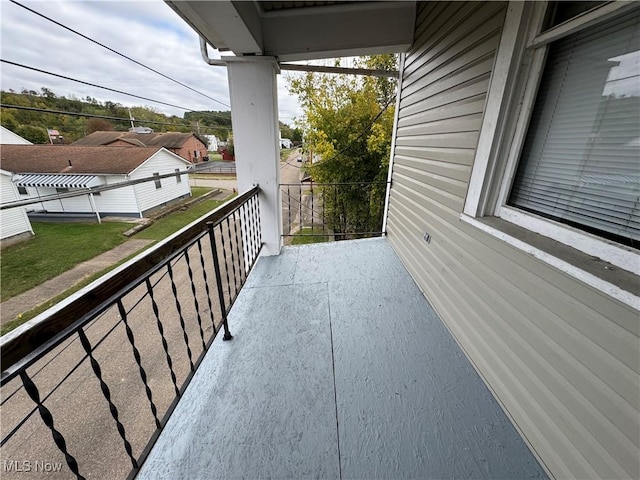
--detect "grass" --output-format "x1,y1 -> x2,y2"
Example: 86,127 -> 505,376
280,148 -> 296,161
1,221 -> 131,303
0,248 -> 144,336
207,152 -> 223,161
0,192 -> 237,335
191,186 -> 214,198
135,196 -> 230,241
291,227 -> 330,245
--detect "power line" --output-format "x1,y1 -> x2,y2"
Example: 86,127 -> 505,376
1,60 -> 232,123
9,0 -> 230,109
333,95 -> 396,158
0,104 -> 228,133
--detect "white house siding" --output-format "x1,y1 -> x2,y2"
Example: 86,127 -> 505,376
385,2 -> 639,480
98,176 -> 139,216
21,178 -> 140,217
1,171 -> 33,241
130,150 -> 191,215
0,126 -> 31,145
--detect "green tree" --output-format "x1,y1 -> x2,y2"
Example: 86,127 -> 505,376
288,55 -> 397,239
15,125 -> 49,144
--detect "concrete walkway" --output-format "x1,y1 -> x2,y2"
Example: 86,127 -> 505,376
1,188 -> 235,326
0,239 -> 152,325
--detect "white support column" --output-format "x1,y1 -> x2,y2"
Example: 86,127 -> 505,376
226,57 -> 282,256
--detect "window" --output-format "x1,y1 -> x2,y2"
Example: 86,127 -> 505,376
153,173 -> 161,189
464,1 -> 639,277
508,9 -> 639,248
175,168 -> 182,183
17,186 -> 28,195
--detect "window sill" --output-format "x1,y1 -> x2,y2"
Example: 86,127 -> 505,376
460,213 -> 639,310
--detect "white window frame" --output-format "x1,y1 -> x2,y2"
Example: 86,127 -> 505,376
463,1 -> 640,284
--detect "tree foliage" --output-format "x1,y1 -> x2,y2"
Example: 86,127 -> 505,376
287,55 -> 397,238
15,125 -> 48,144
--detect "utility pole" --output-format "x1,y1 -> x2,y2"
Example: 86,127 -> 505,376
128,108 -> 135,130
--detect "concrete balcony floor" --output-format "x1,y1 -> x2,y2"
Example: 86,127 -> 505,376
137,238 -> 547,479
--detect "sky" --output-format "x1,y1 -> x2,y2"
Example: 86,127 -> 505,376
0,0 -> 305,128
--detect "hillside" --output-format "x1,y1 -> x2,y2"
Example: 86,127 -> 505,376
0,88 -> 232,144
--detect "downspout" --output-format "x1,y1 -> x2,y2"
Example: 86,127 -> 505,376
381,53 -> 405,235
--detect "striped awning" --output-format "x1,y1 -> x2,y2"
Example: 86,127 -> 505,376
14,174 -> 103,188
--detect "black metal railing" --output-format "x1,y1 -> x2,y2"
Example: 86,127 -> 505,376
0,187 -> 262,480
281,181 -> 388,241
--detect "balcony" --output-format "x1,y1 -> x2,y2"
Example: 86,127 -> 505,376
0,190 -> 547,479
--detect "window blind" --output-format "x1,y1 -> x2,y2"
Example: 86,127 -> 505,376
509,11 -> 640,246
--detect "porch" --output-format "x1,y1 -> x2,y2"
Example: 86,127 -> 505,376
137,237 -> 547,479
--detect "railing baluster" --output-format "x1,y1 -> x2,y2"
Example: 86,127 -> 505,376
220,220 -> 234,306
333,184 -> 338,239
226,216 -> 239,296
207,222 -> 233,341
197,238 -> 217,334
287,185 -> 291,236
322,185 -> 327,235
20,371 -> 85,480
117,300 -> 161,430
184,249 -> 207,351
252,194 -> 261,259
146,278 -> 180,397
232,210 -> 244,287
167,262 -> 195,371
77,329 -> 138,469
246,200 -> 255,261
298,184 -> 302,233
254,195 -> 262,253
311,180 -> 314,235
240,202 -> 251,273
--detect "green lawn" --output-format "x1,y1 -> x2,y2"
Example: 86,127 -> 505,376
1,193 -> 235,335
191,186 -> 215,198
291,227 -> 330,245
135,197 -> 229,241
1,221 -> 131,302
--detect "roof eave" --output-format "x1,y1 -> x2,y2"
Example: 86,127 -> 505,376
166,1 -> 416,60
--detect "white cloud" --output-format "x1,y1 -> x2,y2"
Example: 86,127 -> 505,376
0,0 -> 303,125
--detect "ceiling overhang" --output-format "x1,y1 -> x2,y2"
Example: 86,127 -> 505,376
165,1 -> 416,61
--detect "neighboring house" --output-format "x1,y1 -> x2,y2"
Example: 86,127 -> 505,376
169,2 -> 640,480
202,134 -> 219,152
280,138 -> 292,149
0,145 -> 192,219
0,169 -> 34,245
1,127 -> 34,245
0,125 -> 32,145
73,131 -> 208,163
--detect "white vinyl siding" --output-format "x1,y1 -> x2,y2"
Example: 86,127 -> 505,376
130,150 -> 191,214
22,177 -> 140,216
0,171 -> 33,240
385,2 -> 639,480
